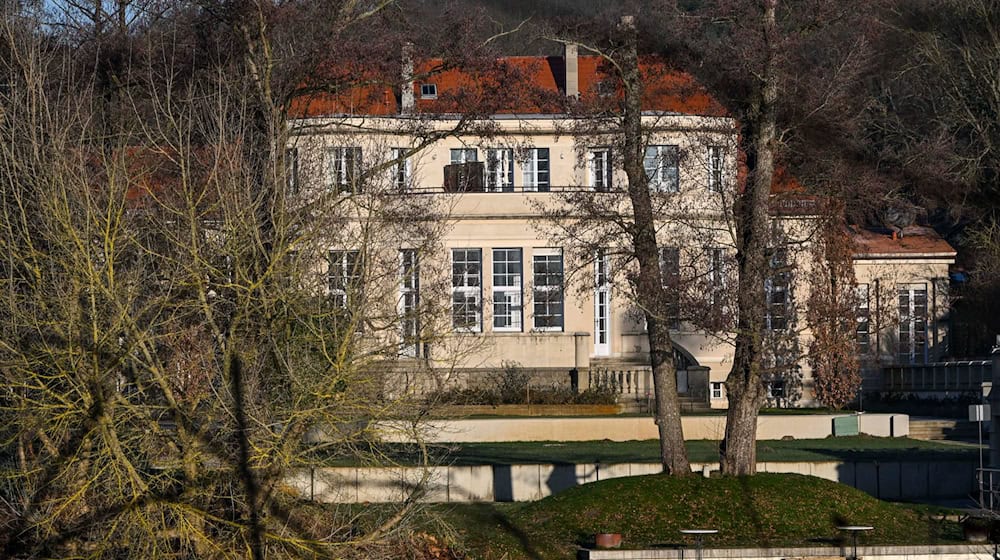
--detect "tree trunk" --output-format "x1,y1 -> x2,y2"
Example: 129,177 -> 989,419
620,16 -> 690,476
720,0 -> 779,476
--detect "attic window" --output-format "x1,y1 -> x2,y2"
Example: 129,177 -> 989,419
596,80 -> 616,98
420,83 -> 437,99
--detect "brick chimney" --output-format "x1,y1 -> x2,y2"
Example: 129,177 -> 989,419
564,43 -> 579,98
401,42 -> 415,114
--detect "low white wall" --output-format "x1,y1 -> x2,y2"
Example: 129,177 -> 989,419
379,413 -> 908,443
582,544 -> 993,560
290,457 -> 973,504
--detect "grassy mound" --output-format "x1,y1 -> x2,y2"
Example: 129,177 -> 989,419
439,473 -> 962,559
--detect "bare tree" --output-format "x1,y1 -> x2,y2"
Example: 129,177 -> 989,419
0,2 -> 522,557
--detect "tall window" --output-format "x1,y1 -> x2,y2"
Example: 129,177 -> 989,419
328,250 -> 362,308
532,248 -> 563,330
644,145 -> 679,192
764,248 -> 791,331
390,148 -> 411,191
451,249 -> 482,331
708,145 -> 723,192
400,250 -> 420,357
856,283 -> 870,355
492,248 -> 522,331
589,148 -> 612,191
898,283 -> 928,364
285,147 -> 299,195
327,147 -> 362,193
594,249 -> 611,355
486,148 -> 514,192
659,247 -> 681,328
522,148 -> 550,192
709,246 -> 725,308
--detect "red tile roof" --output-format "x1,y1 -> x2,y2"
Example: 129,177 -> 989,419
851,226 -> 956,258
290,55 -> 727,117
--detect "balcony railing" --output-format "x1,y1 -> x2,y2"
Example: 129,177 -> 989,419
405,184 -> 615,194
881,360 -> 992,392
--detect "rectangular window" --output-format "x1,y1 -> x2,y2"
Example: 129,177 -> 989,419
450,148 -> 477,164
285,147 -> 299,194
420,83 -> 437,98
898,283 -> 928,364
446,148 -> 482,192
589,148 -> 612,191
486,148 -> 514,192
708,145 -> 723,192
522,148 -> 550,192
328,250 -> 362,309
594,249 -> 611,355
492,248 -> 522,331
451,248 -> 482,331
400,249 -> 420,357
391,148 -> 411,192
856,283 -> 870,355
659,247 -> 681,328
768,378 -> 786,399
709,247 -> 725,308
327,147 -> 362,193
532,248 -> 563,330
644,145 -> 679,192
711,382 -> 723,399
764,248 -> 791,331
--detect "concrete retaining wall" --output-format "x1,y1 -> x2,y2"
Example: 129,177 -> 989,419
288,458 -> 973,504
379,414 -> 909,443
582,544 -> 993,559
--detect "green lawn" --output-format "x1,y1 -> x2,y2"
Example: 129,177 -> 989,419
313,437 -> 978,466
422,473 -> 965,559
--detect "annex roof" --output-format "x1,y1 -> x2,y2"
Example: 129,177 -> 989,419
851,226 -> 956,259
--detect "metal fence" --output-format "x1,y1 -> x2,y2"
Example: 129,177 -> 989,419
882,360 -> 991,392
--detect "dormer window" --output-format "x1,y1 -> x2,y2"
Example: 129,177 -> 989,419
420,83 -> 437,99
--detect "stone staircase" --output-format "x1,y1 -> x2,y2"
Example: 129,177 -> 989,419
908,418 -> 982,442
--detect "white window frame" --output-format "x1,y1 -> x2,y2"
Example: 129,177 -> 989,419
856,283 -> 870,355
451,248 -> 482,332
532,248 -> 563,331
486,148 -> 514,192
709,247 -> 725,308
492,248 -> 522,331
450,148 -> 478,164
400,249 -> 420,357
420,83 -> 437,99
659,246 -> 681,329
764,248 -> 791,332
711,382 -> 723,400
522,148 -> 550,192
589,148 -> 613,191
644,145 -> 679,193
390,148 -> 412,192
594,250 -> 611,356
328,250 -> 361,309
708,145 -> 723,192
285,147 -> 299,195
898,283 -> 928,364
327,147 -> 362,193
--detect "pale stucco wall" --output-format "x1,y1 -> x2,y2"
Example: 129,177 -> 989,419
287,113 -> 955,408
377,413 -> 907,443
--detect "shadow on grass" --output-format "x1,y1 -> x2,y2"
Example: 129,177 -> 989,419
458,503 -> 543,560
